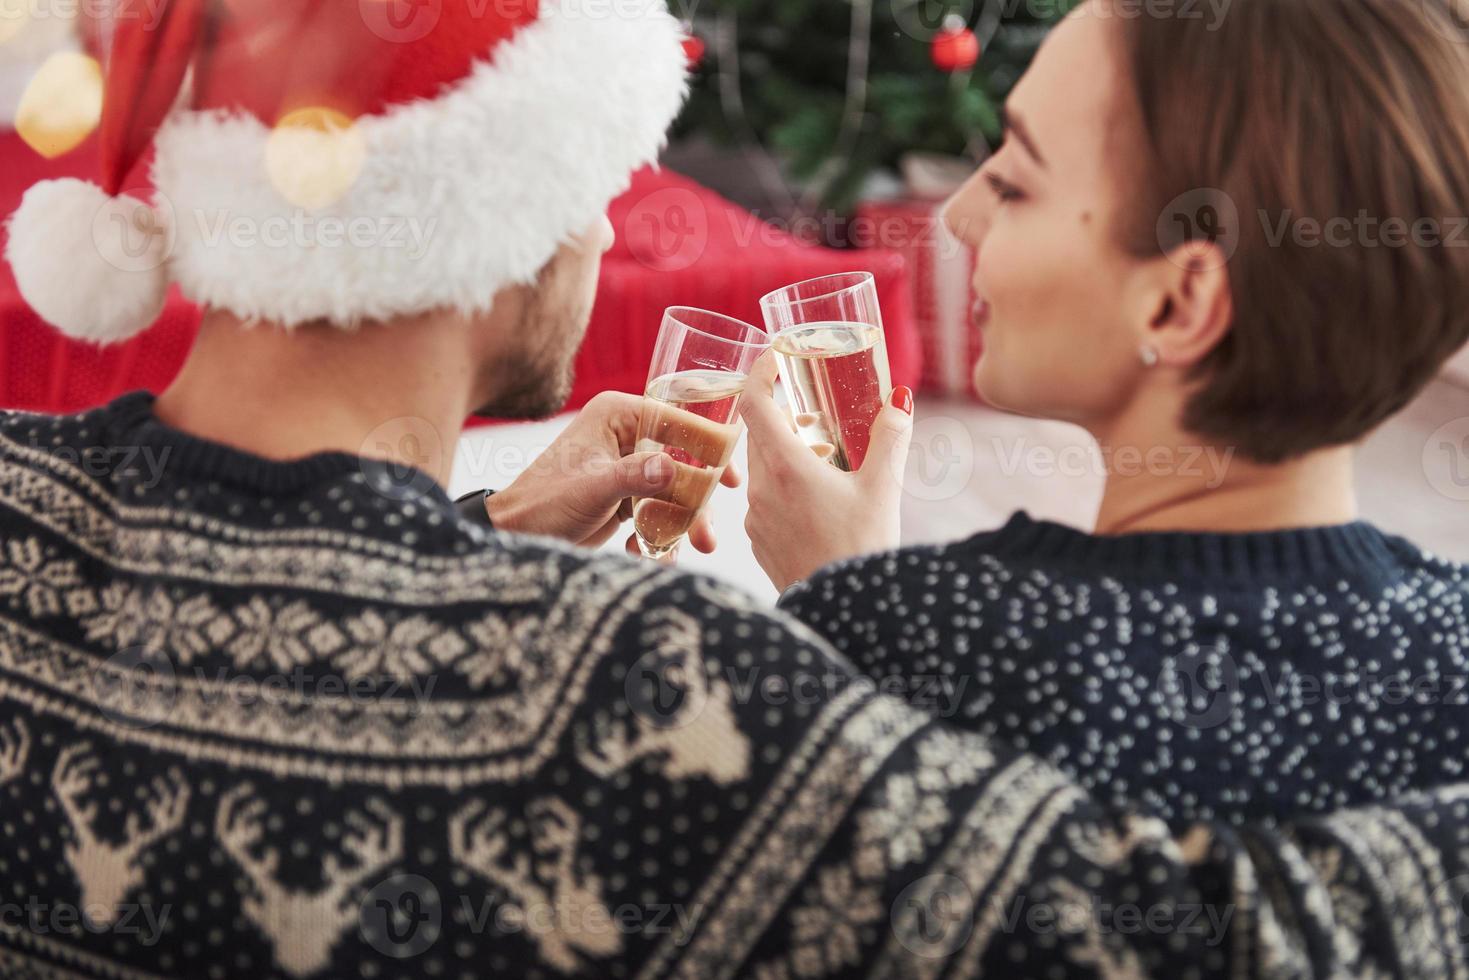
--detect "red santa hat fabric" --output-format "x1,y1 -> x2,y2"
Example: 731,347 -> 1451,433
5,0 -> 690,343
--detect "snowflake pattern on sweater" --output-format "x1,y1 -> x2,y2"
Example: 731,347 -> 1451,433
0,395 -> 1464,978
779,511 -> 1469,826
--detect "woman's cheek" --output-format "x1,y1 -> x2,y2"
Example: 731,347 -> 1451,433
969,236 -> 1012,402
971,230 -> 1065,411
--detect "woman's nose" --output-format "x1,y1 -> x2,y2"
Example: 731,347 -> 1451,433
941,169 -> 994,249
940,193 -> 987,255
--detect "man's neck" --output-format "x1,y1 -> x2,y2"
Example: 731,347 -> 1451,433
154,311 -> 477,488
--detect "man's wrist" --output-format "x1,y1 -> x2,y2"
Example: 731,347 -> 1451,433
485,485 -> 532,532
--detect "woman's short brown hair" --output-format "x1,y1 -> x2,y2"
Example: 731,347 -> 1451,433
1114,0 -> 1469,463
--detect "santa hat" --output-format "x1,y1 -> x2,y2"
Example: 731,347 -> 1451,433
4,0 -> 690,344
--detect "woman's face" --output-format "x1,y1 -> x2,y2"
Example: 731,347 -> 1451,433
943,5 -> 1161,426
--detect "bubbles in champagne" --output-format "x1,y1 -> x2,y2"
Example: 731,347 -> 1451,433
773,322 -> 892,472
633,370 -> 746,558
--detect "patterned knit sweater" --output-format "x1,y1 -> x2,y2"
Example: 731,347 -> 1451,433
0,394 -> 1466,979
779,512 -> 1469,826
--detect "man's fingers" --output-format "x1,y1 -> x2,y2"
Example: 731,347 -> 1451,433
584,390 -> 648,456
582,514 -> 623,550
720,461 -> 743,489
641,403 -> 739,469
610,452 -> 677,502
688,515 -> 718,554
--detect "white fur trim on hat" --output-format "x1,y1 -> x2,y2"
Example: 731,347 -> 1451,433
5,178 -> 172,344
153,0 -> 689,331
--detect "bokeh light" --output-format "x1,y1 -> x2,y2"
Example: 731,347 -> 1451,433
15,51 -> 103,159
264,106 -> 367,210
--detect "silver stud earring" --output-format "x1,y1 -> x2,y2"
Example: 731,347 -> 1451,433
1140,345 -> 1160,368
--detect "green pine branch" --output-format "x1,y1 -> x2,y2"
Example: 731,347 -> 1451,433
674,0 -> 1075,217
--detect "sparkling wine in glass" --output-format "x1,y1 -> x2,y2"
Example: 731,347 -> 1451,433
633,309 -> 770,560
761,272 -> 893,472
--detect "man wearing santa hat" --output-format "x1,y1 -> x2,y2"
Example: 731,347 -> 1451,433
0,1 -> 1466,977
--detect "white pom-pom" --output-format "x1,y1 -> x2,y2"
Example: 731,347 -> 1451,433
4,178 -> 171,345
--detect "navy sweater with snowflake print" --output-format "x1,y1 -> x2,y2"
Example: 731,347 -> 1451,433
1,395 -> 1469,978
779,510 -> 1469,826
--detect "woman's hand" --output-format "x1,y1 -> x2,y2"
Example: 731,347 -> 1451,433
738,352 -> 914,592
485,391 -> 739,553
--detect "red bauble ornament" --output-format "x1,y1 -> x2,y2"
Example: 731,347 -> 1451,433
931,22 -> 980,72
682,31 -> 706,69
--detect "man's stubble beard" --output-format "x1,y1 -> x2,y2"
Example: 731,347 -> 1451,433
472,258 -> 596,421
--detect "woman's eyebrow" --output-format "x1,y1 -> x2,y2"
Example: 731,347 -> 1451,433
1002,107 -> 1048,169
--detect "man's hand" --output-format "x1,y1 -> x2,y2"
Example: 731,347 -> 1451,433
483,391 -> 740,553
739,353 -> 913,592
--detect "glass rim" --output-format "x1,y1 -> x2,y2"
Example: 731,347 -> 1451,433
758,271 -> 878,312
663,306 -> 772,350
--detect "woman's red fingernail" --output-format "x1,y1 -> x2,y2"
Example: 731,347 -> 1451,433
892,386 -> 914,416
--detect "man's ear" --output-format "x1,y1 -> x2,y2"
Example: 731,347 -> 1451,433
1140,240 -> 1234,368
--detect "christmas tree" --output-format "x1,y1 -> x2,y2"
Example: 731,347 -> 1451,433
674,0 -> 1076,217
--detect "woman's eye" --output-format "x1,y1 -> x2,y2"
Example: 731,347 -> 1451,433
984,171 -> 1024,203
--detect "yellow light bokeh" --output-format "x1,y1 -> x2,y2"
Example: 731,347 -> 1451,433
15,52 -> 103,159
264,106 -> 367,211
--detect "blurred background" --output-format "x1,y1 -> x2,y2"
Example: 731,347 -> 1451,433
671,0 -> 1059,221
1,0 -> 1466,602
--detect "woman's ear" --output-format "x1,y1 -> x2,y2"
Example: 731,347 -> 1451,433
1140,240 -> 1234,368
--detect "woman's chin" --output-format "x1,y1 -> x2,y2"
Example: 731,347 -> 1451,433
973,355 -> 1033,417
972,354 -> 1006,405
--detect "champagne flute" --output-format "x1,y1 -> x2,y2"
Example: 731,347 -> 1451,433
759,271 -> 893,472
632,308 -> 771,561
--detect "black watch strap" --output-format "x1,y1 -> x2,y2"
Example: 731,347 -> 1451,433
454,489 -> 497,530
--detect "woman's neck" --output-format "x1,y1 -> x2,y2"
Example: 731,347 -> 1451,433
1091,425 -> 1359,537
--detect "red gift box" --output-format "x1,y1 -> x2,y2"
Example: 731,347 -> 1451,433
855,197 -> 982,399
